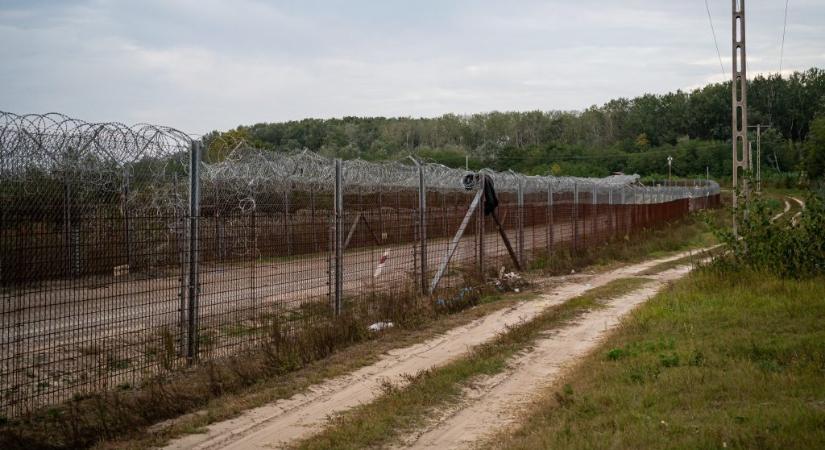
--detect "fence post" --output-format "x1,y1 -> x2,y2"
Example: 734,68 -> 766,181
186,140 -> 202,363
283,189 -> 292,255
620,187 -> 626,234
608,186 -> 614,235
123,167 -> 132,270
517,177 -> 524,268
478,174 -> 486,279
592,183 -> 598,241
573,182 -> 579,252
546,184 -> 553,254
333,159 -> 344,315
415,159 -> 427,294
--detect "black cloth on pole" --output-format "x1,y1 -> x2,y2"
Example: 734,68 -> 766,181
483,175 -> 498,216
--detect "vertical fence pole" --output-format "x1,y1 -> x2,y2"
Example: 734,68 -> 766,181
283,189 -> 292,256
592,183 -> 598,242
416,159 -> 427,294
310,188 -> 318,252
608,186 -> 614,236
517,177 -> 524,268
546,184 -> 553,254
334,159 -> 343,316
187,140 -> 202,363
478,174 -> 486,279
620,188 -> 626,235
123,167 -> 132,270
573,182 -> 579,252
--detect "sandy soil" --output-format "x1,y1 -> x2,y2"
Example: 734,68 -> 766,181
161,249 -> 702,450
399,265 -> 693,450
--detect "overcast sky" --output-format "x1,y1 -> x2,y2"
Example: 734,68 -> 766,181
1,0 -> 824,134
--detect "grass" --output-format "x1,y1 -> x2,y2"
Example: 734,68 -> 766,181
489,268 -> 825,449
636,247 -> 720,276
293,277 -> 652,450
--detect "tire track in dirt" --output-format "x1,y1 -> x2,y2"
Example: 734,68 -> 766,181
790,196 -> 805,225
399,265 -> 694,450
162,249 -> 705,450
772,198 -> 791,222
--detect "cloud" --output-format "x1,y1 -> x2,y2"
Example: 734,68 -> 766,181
1,0 -> 823,133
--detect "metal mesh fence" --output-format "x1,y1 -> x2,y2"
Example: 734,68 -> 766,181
0,112 -> 721,417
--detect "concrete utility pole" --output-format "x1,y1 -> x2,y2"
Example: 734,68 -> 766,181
732,0 -> 749,230
756,123 -> 762,192
667,156 -> 673,184
747,124 -> 767,193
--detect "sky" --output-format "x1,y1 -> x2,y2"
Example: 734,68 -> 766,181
1,0 -> 824,134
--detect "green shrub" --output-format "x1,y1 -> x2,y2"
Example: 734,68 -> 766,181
713,191 -> 825,278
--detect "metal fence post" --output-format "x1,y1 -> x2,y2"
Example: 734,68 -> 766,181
122,167 -> 132,270
415,159 -> 427,294
592,183 -> 598,241
546,184 -> 553,254
334,158 -> 343,316
608,186 -> 614,235
620,187 -> 626,234
517,177 -> 524,268
573,182 -> 579,251
283,189 -> 292,255
186,140 -> 202,363
478,173 -> 486,278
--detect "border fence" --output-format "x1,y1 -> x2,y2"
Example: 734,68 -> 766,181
0,112 -> 720,417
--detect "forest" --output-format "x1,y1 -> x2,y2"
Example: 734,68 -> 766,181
206,68 -> 825,183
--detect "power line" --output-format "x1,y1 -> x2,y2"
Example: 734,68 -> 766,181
779,0 -> 790,74
704,0 -> 726,78
770,0 -> 791,124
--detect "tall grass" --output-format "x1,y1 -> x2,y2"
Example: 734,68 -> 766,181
491,268 -> 825,449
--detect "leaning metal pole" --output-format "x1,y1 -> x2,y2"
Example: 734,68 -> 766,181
732,0 -> 749,233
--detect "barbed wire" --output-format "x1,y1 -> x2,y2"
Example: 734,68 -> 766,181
1,111 -> 721,219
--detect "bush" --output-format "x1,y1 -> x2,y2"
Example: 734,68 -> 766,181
713,191 -> 825,278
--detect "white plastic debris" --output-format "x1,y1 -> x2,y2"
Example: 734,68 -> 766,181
368,321 -> 394,332
373,250 -> 389,278
494,267 -> 528,292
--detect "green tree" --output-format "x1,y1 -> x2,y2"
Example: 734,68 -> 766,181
804,116 -> 825,179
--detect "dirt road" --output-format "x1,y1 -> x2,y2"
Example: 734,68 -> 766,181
162,248 -> 703,450
400,265 -> 692,449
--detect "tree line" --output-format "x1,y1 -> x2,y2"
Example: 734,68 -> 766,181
206,67 -> 825,182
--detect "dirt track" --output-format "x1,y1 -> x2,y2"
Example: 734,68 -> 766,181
400,265 -> 692,449
162,248 -> 703,450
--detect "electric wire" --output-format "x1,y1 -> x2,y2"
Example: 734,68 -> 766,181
704,0 -> 727,79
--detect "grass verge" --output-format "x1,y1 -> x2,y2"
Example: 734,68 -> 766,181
489,268 -> 825,449
636,246 -> 720,276
293,277 -> 651,450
